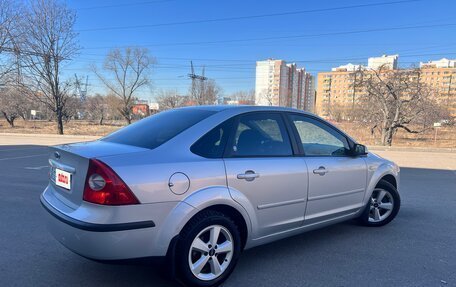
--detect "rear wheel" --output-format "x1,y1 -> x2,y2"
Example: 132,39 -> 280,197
176,210 -> 241,287
358,179 -> 400,227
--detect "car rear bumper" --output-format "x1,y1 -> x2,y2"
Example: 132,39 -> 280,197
41,200 -> 156,232
40,185 -> 179,260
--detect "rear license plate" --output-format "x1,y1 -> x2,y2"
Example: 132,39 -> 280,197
55,168 -> 71,190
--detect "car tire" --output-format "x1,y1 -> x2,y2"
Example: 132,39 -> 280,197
358,179 -> 401,227
175,210 -> 241,287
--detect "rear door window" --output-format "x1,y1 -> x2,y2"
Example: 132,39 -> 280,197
191,119 -> 233,158
228,113 -> 293,157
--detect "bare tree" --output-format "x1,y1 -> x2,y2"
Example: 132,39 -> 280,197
203,79 -> 221,104
230,89 -> 255,105
256,88 -> 274,106
0,0 -> 20,81
0,87 -> 18,127
85,94 -> 108,125
155,89 -> 186,110
93,47 -> 155,124
354,65 -> 442,146
18,0 -> 79,134
0,86 -> 32,127
190,79 -> 221,105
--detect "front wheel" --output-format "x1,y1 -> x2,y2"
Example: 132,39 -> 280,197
358,179 -> 401,227
176,210 -> 241,287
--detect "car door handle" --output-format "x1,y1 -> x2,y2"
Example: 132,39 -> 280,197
237,170 -> 260,181
313,166 -> 328,176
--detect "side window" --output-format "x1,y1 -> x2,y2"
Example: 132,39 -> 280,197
229,113 -> 292,157
191,119 -> 232,158
289,114 -> 350,156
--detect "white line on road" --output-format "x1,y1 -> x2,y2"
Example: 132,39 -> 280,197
0,154 -> 48,161
0,147 -> 46,152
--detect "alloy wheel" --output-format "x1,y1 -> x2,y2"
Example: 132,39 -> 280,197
368,188 -> 394,223
188,225 -> 234,281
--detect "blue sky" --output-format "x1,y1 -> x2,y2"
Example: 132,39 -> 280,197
66,0 -> 456,101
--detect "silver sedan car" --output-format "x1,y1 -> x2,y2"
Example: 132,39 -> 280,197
41,105 -> 400,287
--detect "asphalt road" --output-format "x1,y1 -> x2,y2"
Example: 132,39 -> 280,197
1,145 -> 455,287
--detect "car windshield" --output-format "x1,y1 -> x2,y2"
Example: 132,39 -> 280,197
101,108 -> 216,149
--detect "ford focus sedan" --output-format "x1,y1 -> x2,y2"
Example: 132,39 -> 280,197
41,105 -> 400,287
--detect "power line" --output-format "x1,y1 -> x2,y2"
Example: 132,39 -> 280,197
81,22 -> 456,49
76,0 -> 423,32
73,51 -> 456,68
75,43 -> 456,64
78,0 -> 176,10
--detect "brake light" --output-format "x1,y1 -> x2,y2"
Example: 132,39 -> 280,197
83,159 -> 139,205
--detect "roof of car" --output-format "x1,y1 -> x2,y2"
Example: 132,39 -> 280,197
178,105 -> 313,114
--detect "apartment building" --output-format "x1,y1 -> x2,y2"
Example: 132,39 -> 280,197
420,58 -> 456,68
420,59 -> 456,115
255,59 -> 288,106
315,56 -> 456,118
316,69 -> 359,118
255,59 -> 315,111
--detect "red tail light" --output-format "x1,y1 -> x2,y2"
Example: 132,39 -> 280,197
83,159 -> 139,205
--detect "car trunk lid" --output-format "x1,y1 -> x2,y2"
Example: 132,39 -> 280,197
48,140 -> 148,209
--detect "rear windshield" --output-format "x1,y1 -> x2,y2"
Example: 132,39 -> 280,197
102,108 -> 216,149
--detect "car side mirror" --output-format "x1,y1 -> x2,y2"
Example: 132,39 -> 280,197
352,143 -> 368,156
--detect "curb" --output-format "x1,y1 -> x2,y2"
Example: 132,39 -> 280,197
368,146 -> 456,153
0,133 -> 100,140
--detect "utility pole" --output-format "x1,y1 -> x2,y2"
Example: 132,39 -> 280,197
74,74 -> 88,102
188,61 -> 207,104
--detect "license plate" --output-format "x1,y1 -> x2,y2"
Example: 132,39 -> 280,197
55,168 -> 71,190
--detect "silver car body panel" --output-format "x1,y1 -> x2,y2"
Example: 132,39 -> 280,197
41,105 -> 400,260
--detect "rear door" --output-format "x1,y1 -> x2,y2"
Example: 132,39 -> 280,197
223,112 -> 308,238
286,113 -> 367,221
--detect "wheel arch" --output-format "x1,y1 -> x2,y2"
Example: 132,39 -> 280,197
364,162 -> 400,206
379,174 -> 397,189
182,204 -> 249,249
158,186 -> 252,258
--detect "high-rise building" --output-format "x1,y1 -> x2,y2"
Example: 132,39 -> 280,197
255,59 -> 288,106
255,59 -> 315,111
315,56 -> 456,118
368,54 -> 398,70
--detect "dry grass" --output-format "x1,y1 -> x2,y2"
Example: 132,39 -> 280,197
0,119 -> 122,136
333,121 -> 456,148
1,118 -> 455,148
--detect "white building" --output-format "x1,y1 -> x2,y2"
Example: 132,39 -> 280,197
255,59 -> 315,111
331,63 -> 364,72
368,54 -> 398,70
255,59 -> 289,106
420,58 -> 456,68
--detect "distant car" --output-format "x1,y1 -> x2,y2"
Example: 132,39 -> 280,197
41,106 -> 401,287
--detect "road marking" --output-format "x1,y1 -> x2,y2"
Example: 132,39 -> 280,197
0,154 -> 48,161
0,147 -> 46,152
24,165 -> 49,170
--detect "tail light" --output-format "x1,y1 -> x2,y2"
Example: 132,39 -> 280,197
83,159 -> 139,205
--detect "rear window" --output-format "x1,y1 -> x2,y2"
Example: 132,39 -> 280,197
102,109 -> 216,149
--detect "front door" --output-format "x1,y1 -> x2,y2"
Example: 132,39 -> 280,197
223,112 -> 308,238
286,114 -> 367,221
